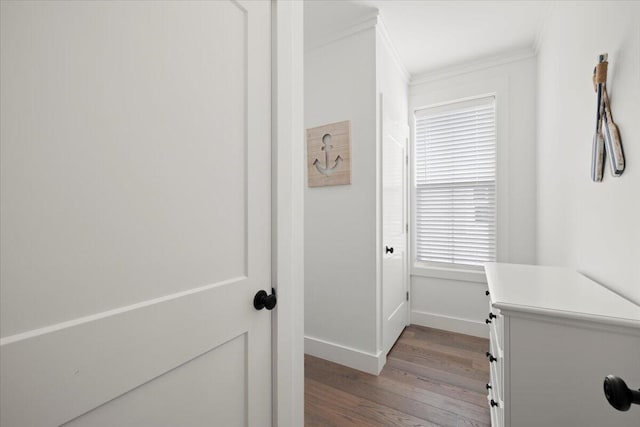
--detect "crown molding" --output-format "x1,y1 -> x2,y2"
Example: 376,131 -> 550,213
304,11 -> 411,84
410,47 -> 536,86
304,11 -> 379,52
375,15 -> 411,84
532,2 -> 554,54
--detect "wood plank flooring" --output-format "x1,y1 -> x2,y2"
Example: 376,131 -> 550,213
305,325 -> 491,427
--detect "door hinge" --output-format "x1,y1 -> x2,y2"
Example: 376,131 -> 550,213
406,291 -> 409,301
405,154 -> 409,165
406,223 -> 409,233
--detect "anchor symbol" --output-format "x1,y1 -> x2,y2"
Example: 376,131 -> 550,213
313,133 -> 343,177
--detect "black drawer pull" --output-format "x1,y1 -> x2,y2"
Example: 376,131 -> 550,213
486,351 -> 497,362
490,399 -> 499,408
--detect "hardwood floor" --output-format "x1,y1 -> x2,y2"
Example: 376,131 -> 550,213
305,325 -> 491,427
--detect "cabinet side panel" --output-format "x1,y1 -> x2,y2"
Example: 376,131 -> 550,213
509,316 -> 640,427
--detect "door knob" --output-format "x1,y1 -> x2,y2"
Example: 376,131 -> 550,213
254,288 -> 277,310
385,246 -> 394,254
604,375 -> 640,411
486,351 -> 497,362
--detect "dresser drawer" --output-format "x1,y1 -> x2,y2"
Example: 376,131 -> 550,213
489,349 -> 502,402
487,391 -> 504,427
488,325 -> 503,399
487,300 -> 503,351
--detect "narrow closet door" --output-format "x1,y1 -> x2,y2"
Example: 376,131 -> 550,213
381,94 -> 409,355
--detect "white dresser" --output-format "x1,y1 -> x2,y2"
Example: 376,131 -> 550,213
484,263 -> 640,427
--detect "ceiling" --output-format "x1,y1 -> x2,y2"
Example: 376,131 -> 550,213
305,0 -> 551,76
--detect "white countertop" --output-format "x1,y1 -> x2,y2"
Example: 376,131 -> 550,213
484,263 -> 640,329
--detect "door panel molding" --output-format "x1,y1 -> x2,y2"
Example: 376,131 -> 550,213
63,333 -> 249,426
0,276 -> 248,347
1,278 -> 257,426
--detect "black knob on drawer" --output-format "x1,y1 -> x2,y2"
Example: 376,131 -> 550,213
489,312 -> 497,319
485,290 -> 490,296
490,399 -> 499,408
486,351 -> 497,362
486,383 -> 492,390
485,318 -> 492,324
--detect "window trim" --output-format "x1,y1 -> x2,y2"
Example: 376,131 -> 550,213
411,261 -> 487,284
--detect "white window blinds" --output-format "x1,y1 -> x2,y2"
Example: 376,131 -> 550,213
414,96 -> 496,266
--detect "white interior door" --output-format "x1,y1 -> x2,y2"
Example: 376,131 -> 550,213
381,95 -> 409,355
0,1 -> 272,426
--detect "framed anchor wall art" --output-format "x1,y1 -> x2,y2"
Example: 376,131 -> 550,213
306,120 -> 352,187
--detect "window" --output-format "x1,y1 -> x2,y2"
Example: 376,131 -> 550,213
414,96 -> 496,267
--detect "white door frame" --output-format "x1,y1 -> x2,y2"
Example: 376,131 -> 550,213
272,1 -> 304,426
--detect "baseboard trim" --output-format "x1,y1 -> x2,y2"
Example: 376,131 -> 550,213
304,336 -> 386,375
411,310 -> 489,338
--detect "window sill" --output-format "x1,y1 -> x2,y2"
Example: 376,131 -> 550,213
411,263 -> 487,284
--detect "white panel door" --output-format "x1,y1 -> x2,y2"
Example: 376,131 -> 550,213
381,96 -> 409,355
0,1 -> 272,426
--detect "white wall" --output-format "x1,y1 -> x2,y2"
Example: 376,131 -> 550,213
304,3 -> 409,373
304,27 -> 380,362
409,55 -> 538,337
536,2 -> 640,305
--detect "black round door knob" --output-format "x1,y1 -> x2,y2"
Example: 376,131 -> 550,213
604,375 -> 640,411
486,351 -> 497,362
490,399 -> 499,408
485,290 -> 490,296
385,246 -> 394,254
254,289 -> 277,310
489,313 -> 497,319
485,318 -> 492,324
486,383 -> 492,390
